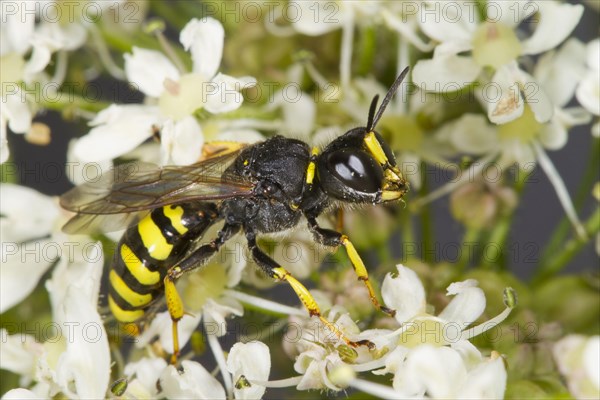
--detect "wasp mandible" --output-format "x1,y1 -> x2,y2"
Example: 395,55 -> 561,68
61,67 -> 410,363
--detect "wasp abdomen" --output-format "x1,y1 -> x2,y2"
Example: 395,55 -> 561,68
108,203 -> 218,323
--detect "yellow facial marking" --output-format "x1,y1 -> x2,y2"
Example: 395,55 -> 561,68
138,214 -> 173,260
121,244 -> 161,285
364,131 -> 388,165
381,190 -> 404,201
109,296 -> 145,323
109,270 -> 153,307
163,205 -> 188,235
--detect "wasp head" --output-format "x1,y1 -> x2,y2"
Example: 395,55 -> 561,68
315,68 -> 410,205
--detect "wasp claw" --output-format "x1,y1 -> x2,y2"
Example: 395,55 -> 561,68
353,339 -> 376,350
380,306 -> 396,318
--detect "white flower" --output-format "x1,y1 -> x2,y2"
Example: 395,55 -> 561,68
158,341 -> 271,400
1,240 -> 110,399
576,39 -> 600,137
0,184 -> 60,312
160,360 -> 227,400
122,357 -> 168,399
74,17 -> 257,165
227,341 -> 271,399
553,335 -> 600,399
270,2 -> 429,90
382,266 -> 490,346
418,40 -> 590,236
413,1 -> 583,124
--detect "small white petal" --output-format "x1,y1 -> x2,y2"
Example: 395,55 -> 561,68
439,280 -> 486,329
160,360 -> 226,400
401,345 -> 468,398
0,240 -> 55,313
288,1 -> 345,35
521,2 -> 584,55
124,357 -> 168,396
136,311 -> 202,354
538,121 -> 567,151
576,73 -> 600,116
458,356 -> 507,399
124,47 -> 180,97
485,0 -> 532,27
534,39 -> 587,107
23,43 -> 52,80
0,184 -> 59,243
0,329 -> 42,380
34,22 -> 87,52
3,89 -> 33,134
381,9 -> 434,53
442,114 -> 499,155
382,264 -> 426,324
585,39 -> 600,71
584,337 -> 600,392
519,70 -> 553,123
418,3 -> 476,43
1,113 -> 8,163
160,117 -> 204,166
216,129 -> 264,144
1,389 -> 42,400
181,17 -> 224,79
413,56 -> 481,92
227,341 -> 271,399
451,340 -> 483,370
66,139 -> 113,185
1,9 -> 35,55
487,63 -> 524,124
49,243 -> 110,399
74,104 -> 161,162
205,74 -> 256,114
553,335 -> 600,399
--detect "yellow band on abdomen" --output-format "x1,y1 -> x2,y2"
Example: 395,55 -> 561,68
109,270 -> 153,308
137,214 -> 173,260
109,296 -> 145,323
120,243 -> 161,286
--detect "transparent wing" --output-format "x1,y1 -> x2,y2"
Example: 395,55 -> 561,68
60,149 -> 254,234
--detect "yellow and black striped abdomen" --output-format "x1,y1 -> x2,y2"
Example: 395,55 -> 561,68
109,203 -> 219,323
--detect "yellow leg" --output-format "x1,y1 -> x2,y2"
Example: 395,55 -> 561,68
164,269 -> 184,364
341,235 -> 396,318
271,266 -> 374,349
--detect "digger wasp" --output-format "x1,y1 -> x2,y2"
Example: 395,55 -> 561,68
61,67 -> 410,363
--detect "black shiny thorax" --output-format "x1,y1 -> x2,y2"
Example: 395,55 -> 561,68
222,136 -> 315,233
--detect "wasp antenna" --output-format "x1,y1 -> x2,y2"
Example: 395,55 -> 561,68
370,66 -> 410,131
366,94 -> 380,132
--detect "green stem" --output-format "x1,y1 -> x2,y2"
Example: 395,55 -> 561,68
540,138 -> 600,266
532,206 -> 600,285
149,1 -> 190,30
419,162 -> 435,265
399,207 -> 415,262
40,91 -> 111,114
481,166 -> 529,270
356,25 -> 376,76
457,227 -> 481,271
481,217 -> 511,270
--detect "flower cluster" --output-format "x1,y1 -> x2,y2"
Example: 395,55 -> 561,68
1,1 -> 598,399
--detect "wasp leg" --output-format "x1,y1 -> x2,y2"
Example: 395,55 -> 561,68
246,232 -> 374,350
306,217 -> 396,318
164,223 -> 240,364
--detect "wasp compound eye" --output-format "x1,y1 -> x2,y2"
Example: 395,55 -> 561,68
319,149 -> 383,200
